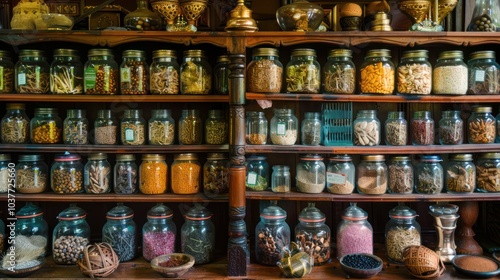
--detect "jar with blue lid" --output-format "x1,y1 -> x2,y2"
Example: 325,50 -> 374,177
415,155 -> 443,194
52,204 -> 90,264
245,155 -> 269,191
102,203 -> 137,262
255,202 -> 290,265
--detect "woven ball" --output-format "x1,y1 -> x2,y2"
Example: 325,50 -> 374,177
77,242 -> 119,278
402,245 -> 445,279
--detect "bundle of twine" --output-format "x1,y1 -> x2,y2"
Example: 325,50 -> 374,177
77,242 -> 119,278
402,245 -> 445,279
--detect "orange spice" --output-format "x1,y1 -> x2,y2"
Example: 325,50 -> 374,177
360,62 -> 394,94
171,154 -> 200,194
140,154 -> 167,194
454,255 -> 498,272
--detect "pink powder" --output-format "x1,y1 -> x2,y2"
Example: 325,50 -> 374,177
336,222 -> 373,258
143,231 -> 176,261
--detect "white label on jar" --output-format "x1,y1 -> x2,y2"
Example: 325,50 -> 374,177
125,128 -> 135,141
17,72 -> 26,86
247,171 -> 257,185
277,122 -> 286,135
474,69 -> 485,82
327,172 -> 346,185
121,67 -> 131,83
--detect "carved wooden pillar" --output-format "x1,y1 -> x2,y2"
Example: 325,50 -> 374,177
455,201 -> 483,255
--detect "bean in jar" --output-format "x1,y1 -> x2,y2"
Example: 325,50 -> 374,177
295,203 -> 330,266
121,109 -> 146,145
84,48 -> 118,95
120,50 -> 148,95
171,153 -> 201,194
51,153 -> 84,194
247,48 -> 283,93
353,110 -> 380,146
387,156 -> 413,194
30,107 -> 62,144
140,154 -> 167,194
286,48 -> 320,93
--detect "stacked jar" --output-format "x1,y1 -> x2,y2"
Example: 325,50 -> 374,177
94,109 -> 117,145
295,203 -> 330,265
148,109 -> 175,145
357,155 -> 388,195
121,109 -> 146,145
120,50 -> 148,95
286,48 -> 320,93
270,108 -> 298,145
322,49 -> 356,94
180,50 -> 211,94
360,49 -> 395,94
438,110 -> 463,145
84,48 -> 118,95
139,154 -> 167,194
102,203 -> 137,262
255,203 -> 290,265
15,49 -> 50,94
385,111 -> 407,146
433,50 -> 468,95
52,204 -> 90,264
142,203 -> 176,261
114,154 -> 138,194
30,108 -> 62,144
149,49 -> 179,94
63,109 -> 88,145
446,154 -> 476,193
415,155 -> 443,194
397,50 -> 432,95
51,153 -> 84,194
326,155 -> 355,194
246,111 -> 268,144
353,110 -> 380,146
1,103 -> 30,144
84,153 -> 111,194
476,152 -> 500,192
171,153 -> 201,194
296,154 -> 325,193
50,49 -> 83,94
16,154 -> 48,194
247,48 -> 283,93
387,156 -> 413,194
0,50 -> 14,93
468,106 -> 495,144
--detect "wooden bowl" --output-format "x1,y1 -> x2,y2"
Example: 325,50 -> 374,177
339,253 -> 383,278
151,253 -> 195,278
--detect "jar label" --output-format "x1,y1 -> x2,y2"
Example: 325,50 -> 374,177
121,67 -> 131,83
0,66 -> 3,90
17,72 -> 26,86
125,128 -> 135,141
277,122 -> 286,135
327,172 -> 346,185
474,69 -> 485,82
103,66 -> 111,91
84,67 -> 96,89
247,171 -> 257,185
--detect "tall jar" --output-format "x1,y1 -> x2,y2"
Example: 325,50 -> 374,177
336,203 -> 373,258
1,103 -> 30,144
322,49 -> 356,94
0,50 -> 14,93
52,204 -> 90,264
245,155 -> 269,191
270,108 -> 298,145
149,109 -> 175,145
123,0 -> 162,30
102,203 -> 137,262
150,49 -> 179,94
84,153 -> 111,194
467,0 -> 500,31
411,111 -> 434,145
181,204 -> 215,264
397,50 -> 432,95
180,50 -> 211,94
385,204 -> 421,263
326,155 -> 355,194
301,112 -> 322,145
296,154 -> 325,193
50,49 -> 83,94
16,154 -> 48,194
246,111 -> 268,144
467,50 -> 500,94
139,154 -> 167,194
30,107 -> 62,144
0,154 -> 11,193
205,109 -> 228,144
476,152 -> 500,192
142,203 -> 176,261
171,153 -> 201,194
255,203 -> 290,266
51,153 -> 84,194
468,106 -> 495,144
295,203 -> 330,265
121,109 -> 146,145
360,49 -> 395,94
286,48 -> 320,93
63,109 -> 88,145
357,155 -> 388,195
415,155 -> 443,194
114,154 -> 138,194
178,109 -> 202,145
247,47 -> 283,93
353,110 -> 380,146
446,154 -> 476,193
94,109 -> 117,145
433,50 -> 468,95
15,49 -> 50,94
387,156 -> 413,194
214,55 -> 229,95
271,165 -> 291,193
15,202 -> 49,257
203,153 -> 230,198
120,50 -> 148,95
438,110 -> 464,145
385,111 -> 407,146
84,48 -> 118,95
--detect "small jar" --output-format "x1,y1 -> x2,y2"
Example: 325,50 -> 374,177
336,203 -> 373,258
52,204 -> 90,264
246,111 -> 268,145
387,156 -> 413,194
121,109 -> 146,145
353,110 -> 381,146
50,49 -> 83,94
180,50 -> 211,94
468,106 -> 496,144
322,49 -> 356,94
296,154 -> 325,194
271,165 -> 290,193
63,109 -> 88,145
326,155 -> 355,194
357,155 -> 388,195
15,202 -> 49,257
114,154 -> 138,194
94,109 -> 117,145
415,155 -> 443,194
181,204 -> 215,264
385,111 -> 407,146
214,55 -> 229,95
476,152 -> 500,192
205,109 -> 228,144
270,108 -> 298,145
438,110 -> 464,145
1,103 -> 30,144
247,48 -> 283,93
433,50 -> 468,95
286,48 -> 320,93
142,203 -> 176,261
83,49 -> 118,95
295,203 -> 331,266
30,107 -> 62,144
149,109 -> 175,145
0,50 -> 14,93
15,154 -> 48,194
255,203 -> 290,266
385,205 -> 421,263
203,153 -> 230,198
139,154 -> 167,194
0,154 -> 12,193
178,109 -> 202,145
468,50 -> 500,95
411,111 -> 434,145
171,153 -> 201,194
301,112 -> 322,145
397,50 -> 432,95
84,153 -> 111,194
51,153 -> 84,194
245,155 -> 270,191
360,49 -> 395,94
102,203 -> 137,262
15,49 -> 50,94
124,0 -> 162,30
150,49 -> 179,94
120,50 -> 148,95
446,154 -> 476,193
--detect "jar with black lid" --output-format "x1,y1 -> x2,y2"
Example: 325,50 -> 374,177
0,50 -> 14,93
84,153 -> 111,194
15,49 -> 50,94
83,48 -> 118,95
149,109 -> 175,145
1,103 -> 30,144
51,153 -> 84,194
205,109 -> 227,144
270,108 -> 298,145
180,50 -> 211,94
114,154 -> 138,194
385,111 -> 407,146
214,55 -> 229,95
446,154 -> 476,193
178,109 -> 202,144
245,155 -> 269,191
50,49 -> 83,94
296,154 -> 325,193
150,49 -> 179,94
476,152 -> 500,192
411,111 -> 434,145
63,109 -> 88,145
121,109 -> 146,145
397,50 -> 432,95
0,154 -> 12,193
15,202 -> 49,257
353,110 -> 380,146
102,203 -> 137,262
247,48 -> 283,93
94,109 -> 117,145
387,156 -> 413,194
52,204 -> 90,264
415,155 -> 443,194
30,108 -> 62,144
433,50 -> 468,95
246,111 -> 268,144
286,48 -> 320,93
468,106 -> 495,144
181,204 -> 215,264
467,50 -> 500,95
203,153 -> 230,198
120,50 -> 148,95
301,112 -> 322,145
295,203 -> 330,265
16,154 -> 48,194
142,203 -> 176,261
357,155 -> 388,195
255,202 -> 290,266
360,49 -> 395,94
438,110 -> 463,145
326,155 -> 355,194
385,204 -> 421,263
322,49 -> 355,94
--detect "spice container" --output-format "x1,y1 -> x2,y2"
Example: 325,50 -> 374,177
415,155 -> 443,194
15,154 -> 48,194
385,204 -> 421,263
295,203 -> 330,266
203,153 -> 230,198
438,110 -> 464,145
246,111 -> 268,144
271,165 -> 290,193
0,50 -> 14,93
180,49 -> 211,94
296,154 -> 326,193
123,0 -> 162,30
467,50 -> 500,95
63,109 -> 88,145
353,110 -> 380,146
286,48 -> 320,93
178,109 -> 202,145
433,50 -> 468,95
102,203 -> 137,262
446,154 -> 476,193
247,47 -> 283,93
171,153 -> 201,194
148,109 -> 175,145
301,112 -> 322,145
476,152 -> 500,192
84,153 -> 111,194
51,153 -> 84,194
0,154 -> 11,193
411,111 -> 434,145
214,55 -> 229,95
467,0 -> 500,31
326,155 -> 355,194
15,202 -> 49,258
139,154 -> 167,194
255,203 -> 290,266
149,49 -> 179,94
245,155 -> 269,191
468,106 -> 495,144
397,50 -> 432,95
120,50 -> 148,95
385,111 -> 407,145
336,203 -> 373,258
181,204 -> 215,264
52,204 -> 90,264
360,49 -> 395,94
121,109 -> 146,145
205,109 -> 227,144
1,103 -> 30,144
356,155 -> 388,195
50,49 -> 83,94
15,49 -> 50,94
30,107 -> 62,144
322,49 -> 356,94
142,203 -> 176,261
94,109 -> 117,145
270,108 -> 298,145
386,156 -> 413,194
83,48 -> 118,95
114,154 -> 138,194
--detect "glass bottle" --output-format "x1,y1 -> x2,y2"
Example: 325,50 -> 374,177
387,156 -> 414,194
181,204 -> 215,264
121,109 -> 146,145
356,155 -> 388,195
205,109 -> 228,144
30,107 -> 62,144
468,106 -> 496,144
15,49 -> 50,94
296,154 -> 325,194
16,154 -> 48,194
84,48 -> 118,95
63,109 -> 88,145
301,112 -> 322,145
476,152 -> 500,192
52,204 -> 90,264
397,50 -> 432,95
247,47 -> 283,93
246,111 -> 268,144
150,49 -> 179,94
385,204 -> 421,263
270,108 -> 298,145
433,50 -> 468,95
245,155 -> 270,191
180,50 -> 211,94
102,203 -> 137,262
214,55 -> 229,95
114,154 -> 138,194
286,48 -> 320,93
411,111 -> 434,145
124,0 -> 162,30
415,155 -> 443,194
271,165 -> 290,193
142,203 -> 176,261
255,202 -> 290,266
360,49 -> 395,94
120,50 -> 148,95
171,153 -> 201,194
94,109 -> 117,145
1,103 -> 30,144
446,153 -> 476,193
15,202 -> 49,257
139,154 -> 167,194
0,50 -> 14,93
84,153 -> 111,194
353,110 -> 381,146
203,153 -> 230,198
295,203 -> 330,266
467,0 -> 500,32
326,155 -> 355,194
467,50 -> 500,94
438,110 -> 463,145
322,49 -> 356,94
0,154 -> 11,193
51,153 -> 84,194
336,203 -> 373,258
50,49 -> 83,94
178,109 -> 202,144
148,109 -> 175,145
385,111 -> 407,146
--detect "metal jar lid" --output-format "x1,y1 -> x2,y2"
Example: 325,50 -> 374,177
449,154 -> 473,161
472,106 -> 492,113
116,154 -> 135,161
365,49 -> 391,59
361,155 -> 385,161
291,48 -> 316,57
469,50 -> 496,61
438,50 -> 463,60
327,49 -> 352,58
142,154 -> 166,161
401,49 -> 429,59
252,48 -> 279,57
153,49 -> 177,59
53,49 -> 79,57
88,48 -> 114,57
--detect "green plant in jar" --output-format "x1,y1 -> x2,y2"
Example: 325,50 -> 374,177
286,48 -> 320,93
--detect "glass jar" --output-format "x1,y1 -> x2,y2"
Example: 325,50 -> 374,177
296,154 -> 325,193
336,203 -> 373,258
438,110 -> 464,145
385,204 -> 421,263
120,50 -> 148,95
467,51 -> 500,94
387,156 -> 414,194
102,203 -> 137,262
139,154 -> 167,194
30,107 -> 62,144
150,49 -> 179,94
411,111 -> 434,145
0,154 -> 12,193
178,109 -> 202,145
467,0 -> 500,31
271,165 -> 290,193
203,153 -> 230,198
121,109 -> 146,145
0,217 -> 4,252
353,110 -> 381,146
180,50 -> 211,94
149,109 -> 175,145
286,48 -> 320,93
0,50 -> 14,93
397,50 -> 432,95
245,155 -> 270,191
255,203 -> 290,266
15,202 -> 49,257
171,153 -> 201,194
94,109 -> 117,145
247,48 -> 283,93
84,153 -> 111,194
476,152 -> 500,192
246,111 -> 268,144
446,153 -> 476,193
15,49 -> 50,94
295,203 -> 330,265
84,49 -> 118,95
124,0 -> 162,30
142,203 -> 176,261
205,109 -> 228,144
52,204 -> 90,264
301,112 -> 322,145
181,204 -> 215,264
270,108 -> 298,145
1,103 -> 30,144
357,155 -> 388,195
51,153 -> 84,194
50,49 -> 83,94
385,111 -> 407,146
433,50 -> 468,95
468,106 -> 496,144
214,55 -> 229,95
322,49 -> 356,94
114,154 -> 138,194
63,109 -> 88,145
326,155 -> 355,194
415,155 -> 443,194
360,49 -> 395,94
16,154 -> 48,194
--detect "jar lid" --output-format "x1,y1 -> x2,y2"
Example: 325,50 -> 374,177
389,156 -> 410,162
429,203 -> 459,215
88,153 -> 107,160
272,165 -> 289,171
123,109 -> 142,118
6,103 -> 25,110
142,154 -> 166,161
401,50 -> 428,59
0,50 -> 11,58
300,154 -> 323,161
57,203 -> 86,220
174,153 -> 198,161
479,152 -> 500,159
181,109 -> 199,116
19,49 -> 45,57
153,49 -> 177,59
116,154 -> 135,161
469,50 -> 495,61
151,109 -> 171,118
413,111 -> 431,118
418,155 -> 442,162
365,49 -> 391,58
106,203 -> 134,219
53,49 -> 79,57
97,109 -> 113,119
208,109 -> 224,118
449,153 -> 473,161
246,111 -> 265,117
34,107 -> 58,114
122,50 -> 145,58
327,49 -> 352,58
304,112 -> 321,119
54,152 -> 81,161
274,108 -> 294,115
329,154 -> 351,162
357,109 -> 377,116
298,203 -> 325,223
387,111 -> 404,118
341,203 -> 368,220
88,48 -> 114,57
252,48 -> 279,57
472,106 -> 492,113
183,49 -> 206,58
260,205 -> 287,219
207,153 -> 228,160
389,204 -> 417,219
16,202 -> 43,218
67,109 -> 86,118
217,55 -> 230,63
184,204 -> 213,220
361,155 -> 384,161
441,110 -> 460,117
147,203 -> 173,219
0,154 -> 11,161
18,154 -> 44,162
438,50 -> 463,60
291,48 -> 316,57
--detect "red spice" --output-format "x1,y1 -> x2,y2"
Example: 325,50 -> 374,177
336,222 -> 373,258
143,231 -> 176,261
455,255 -> 498,272
411,120 -> 434,145
159,258 -> 186,267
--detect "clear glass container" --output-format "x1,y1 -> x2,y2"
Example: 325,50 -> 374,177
271,165 -> 290,193
203,153 -> 230,198
296,154 -> 325,194
336,203 -> 373,258
83,49 -> 118,95
139,154 -> 167,194
205,109 -> 228,144
180,50 -> 211,94
121,109 -> 146,145
150,49 -> 179,94
476,152 -> 500,192
16,154 -> 48,194
385,111 -> 407,146
245,155 -> 269,191
385,204 -> 421,263
214,55 -> 229,95
0,154 -> 12,193
270,108 -> 298,145
411,111 -> 434,145
94,109 -> 117,145
301,112 -> 322,145
181,204 -> 215,264
178,109 -> 202,145
326,155 -> 355,194
30,107 -> 62,144
52,204 -> 90,264
84,153 -> 111,194
468,106 -> 495,144
356,155 -> 388,195
15,202 -> 49,257
1,103 -> 30,144
438,110 -> 464,145
397,50 -> 432,95
50,49 -> 83,94
114,154 -> 138,194
295,203 -> 330,265
171,153 -> 201,194
51,153 -> 84,194
387,156 -> 413,194
360,49 -> 395,94
467,0 -> 500,32
124,0 -> 162,30
246,111 -> 268,145
353,110 -> 381,146
0,50 -> 14,93
255,203 -> 290,266
247,48 -> 283,93
276,0 -> 324,31
415,155 -> 443,194
322,49 -> 356,94
102,203 -> 137,262
286,48 -> 320,93
120,50 -> 148,95
15,49 -> 50,94
446,153 -> 476,193
467,50 -> 500,94
63,109 -> 88,145
148,109 -> 175,145
433,50 -> 468,95
142,203 -> 176,261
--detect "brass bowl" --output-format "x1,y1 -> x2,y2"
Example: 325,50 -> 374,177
397,0 -> 432,24
150,0 -> 181,25
180,0 -> 207,23
432,0 -> 458,24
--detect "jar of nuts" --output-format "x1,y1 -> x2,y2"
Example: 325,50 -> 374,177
476,152 -> 500,192
50,153 -> 84,194
397,50 -> 432,95
15,49 -> 50,94
467,0 -> 499,32
468,106 -> 496,144
52,204 -> 90,264
203,153 -> 230,198
180,50 -> 212,94
354,109 -> 381,146
84,49 -> 118,95
150,50 -> 179,94
255,203 -> 290,266
446,153 -> 476,193
360,49 -> 395,94
286,48 -> 320,93
247,48 -> 283,93
123,0 -> 162,31
120,50 -> 148,95
30,107 -> 62,144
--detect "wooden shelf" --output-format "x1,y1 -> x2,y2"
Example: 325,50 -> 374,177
0,94 -> 229,103
0,193 -> 227,203
0,144 -> 228,154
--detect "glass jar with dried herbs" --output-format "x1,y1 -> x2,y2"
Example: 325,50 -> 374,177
205,109 -> 227,144
121,109 -> 146,145
84,153 -> 111,194
270,108 -> 298,145
15,49 -> 50,94
411,111 -> 434,145
1,103 -> 30,144
180,50 -> 211,94
387,156 -> 413,194
120,50 -> 148,95
214,55 -> 229,95
255,203 -> 290,266
438,110 -> 463,145
114,154 -> 138,194
397,50 -> 432,95
0,50 -> 14,93
203,153 -> 229,198
476,152 -> 500,192
178,109 -> 202,145
385,204 -> 421,263
148,109 -> 175,145
50,49 -> 83,94
467,50 -> 500,95
181,204 -> 215,264
385,111 -> 407,146
63,109 -> 88,145
301,112 -> 322,145
415,155 -> 443,194
247,48 -> 283,93
30,108 -> 62,144
246,111 -> 268,145
102,203 -> 137,262
246,155 -> 270,191
150,49 -> 179,94
446,154 -> 476,193
83,48 -> 118,95
15,154 -> 48,194
286,48 -> 320,93
94,109 -> 117,145
468,106 -> 495,144
322,49 -> 355,94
